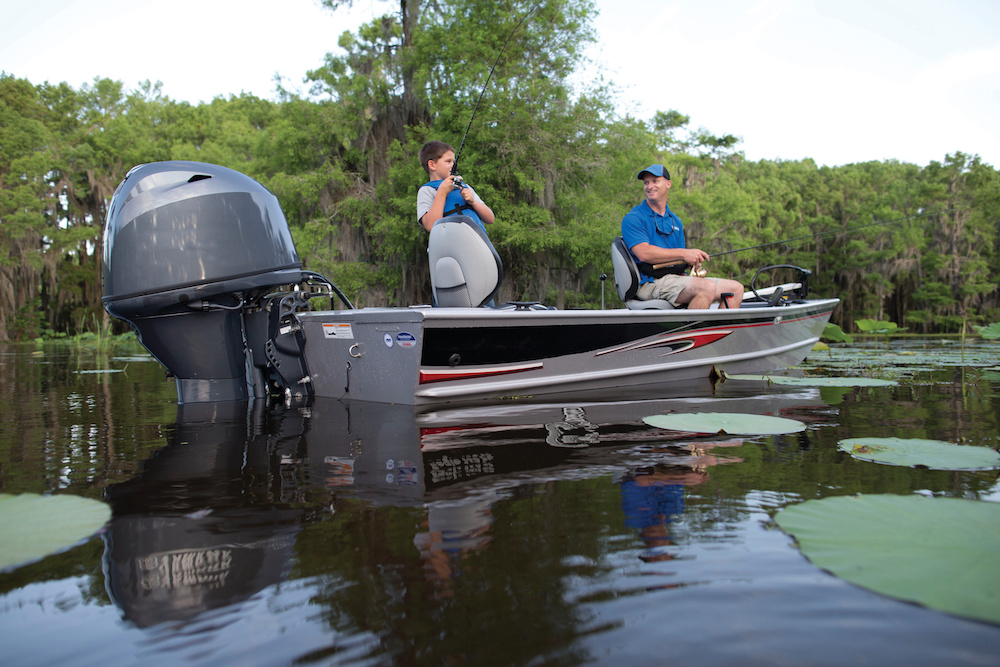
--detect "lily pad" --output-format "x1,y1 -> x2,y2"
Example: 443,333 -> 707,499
776,494 -> 1000,625
838,437 -> 1000,470
0,494 -> 112,571
726,374 -> 897,387
856,319 -> 906,336
643,412 -> 806,435
973,322 -> 1000,340
822,322 -> 854,343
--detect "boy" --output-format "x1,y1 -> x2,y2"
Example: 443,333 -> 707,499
416,141 -> 495,232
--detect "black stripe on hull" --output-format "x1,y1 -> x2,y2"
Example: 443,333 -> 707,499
420,305 -> 831,367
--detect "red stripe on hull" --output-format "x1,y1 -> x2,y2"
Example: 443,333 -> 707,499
420,362 -> 544,385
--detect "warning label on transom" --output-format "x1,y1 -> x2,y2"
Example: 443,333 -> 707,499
323,323 -> 354,340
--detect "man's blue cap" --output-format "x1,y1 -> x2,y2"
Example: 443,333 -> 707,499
637,164 -> 670,180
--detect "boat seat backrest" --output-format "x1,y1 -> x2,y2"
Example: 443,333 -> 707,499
610,236 -> 674,310
428,215 -> 504,307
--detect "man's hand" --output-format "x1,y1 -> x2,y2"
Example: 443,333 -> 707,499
680,248 -> 710,265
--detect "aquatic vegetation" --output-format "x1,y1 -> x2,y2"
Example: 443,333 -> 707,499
643,412 -> 806,435
799,340 -> 1000,383
855,319 -> 906,349
726,374 -> 897,388
821,322 -> 854,344
855,319 -> 906,337
973,322 -> 1000,341
838,437 -> 1000,470
776,494 -> 1000,626
0,494 -> 111,572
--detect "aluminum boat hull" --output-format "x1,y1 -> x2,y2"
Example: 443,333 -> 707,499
295,298 -> 838,405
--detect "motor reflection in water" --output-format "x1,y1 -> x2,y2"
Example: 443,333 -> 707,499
101,380 -> 824,624
102,401 -> 303,627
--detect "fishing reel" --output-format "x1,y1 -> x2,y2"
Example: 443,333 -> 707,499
452,175 -> 466,190
688,264 -> 708,278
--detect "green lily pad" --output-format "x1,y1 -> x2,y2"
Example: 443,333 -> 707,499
726,374 -> 897,387
822,322 -> 854,343
0,494 -> 112,571
973,322 -> 1000,340
776,494 -> 1000,625
856,319 -> 906,336
838,437 -> 1000,470
643,412 -> 806,435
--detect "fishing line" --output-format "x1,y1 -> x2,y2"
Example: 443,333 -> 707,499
452,0 -> 544,175
654,205 -> 970,269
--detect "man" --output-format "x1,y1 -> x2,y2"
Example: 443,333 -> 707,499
621,164 -> 744,309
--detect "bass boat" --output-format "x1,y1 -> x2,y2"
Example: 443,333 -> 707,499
101,161 -> 839,406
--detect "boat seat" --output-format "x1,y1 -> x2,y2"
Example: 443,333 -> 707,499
428,214 -> 504,307
610,236 -> 675,310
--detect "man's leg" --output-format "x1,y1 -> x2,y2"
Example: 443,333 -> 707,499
676,277 -> 745,309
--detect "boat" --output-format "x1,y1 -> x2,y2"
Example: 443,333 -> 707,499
101,161 -> 838,406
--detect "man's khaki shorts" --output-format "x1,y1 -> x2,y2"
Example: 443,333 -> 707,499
637,275 -> 720,305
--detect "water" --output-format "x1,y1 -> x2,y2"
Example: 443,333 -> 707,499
1,339 -> 999,666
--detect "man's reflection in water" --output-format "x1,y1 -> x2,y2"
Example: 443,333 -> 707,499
617,444 -> 739,563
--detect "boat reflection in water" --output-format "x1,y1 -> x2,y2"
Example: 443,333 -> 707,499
101,402 -> 304,627
102,379 -> 826,624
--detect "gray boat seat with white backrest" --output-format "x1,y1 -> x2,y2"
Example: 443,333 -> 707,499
428,214 -> 504,307
611,236 -> 675,310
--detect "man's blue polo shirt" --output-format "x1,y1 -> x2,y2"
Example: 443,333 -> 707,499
621,200 -> 687,284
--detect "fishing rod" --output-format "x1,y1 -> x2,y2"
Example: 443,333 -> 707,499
651,206 -> 968,270
452,0 -> 544,176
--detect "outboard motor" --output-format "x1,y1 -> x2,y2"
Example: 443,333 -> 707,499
102,161 -> 308,403
427,215 -> 503,307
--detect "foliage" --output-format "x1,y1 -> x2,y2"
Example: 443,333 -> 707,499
837,437 -> 1000,470
0,494 -> 111,572
855,319 -> 906,346
643,412 -> 806,435
973,322 -> 1000,340
821,322 -> 853,344
776,494 -> 1000,626
0,0 -> 998,339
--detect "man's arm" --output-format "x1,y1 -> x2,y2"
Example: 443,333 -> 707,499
630,242 -> 709,268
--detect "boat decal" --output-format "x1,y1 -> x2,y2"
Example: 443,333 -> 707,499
596,329 -> 733,357
419,361 -> 544,384
396,332 -> 417,349
323,322 -> 354,339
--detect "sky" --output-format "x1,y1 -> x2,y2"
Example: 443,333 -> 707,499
2,0 -> 998,168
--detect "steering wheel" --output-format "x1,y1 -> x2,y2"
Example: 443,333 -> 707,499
749,264 -> 812,303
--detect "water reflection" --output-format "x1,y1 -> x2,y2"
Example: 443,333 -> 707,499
4,342 -> 1000,665
102,402 -> 302,627
100,381 -> 819,627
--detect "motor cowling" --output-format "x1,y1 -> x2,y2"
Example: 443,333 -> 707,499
102,161 -> 304,403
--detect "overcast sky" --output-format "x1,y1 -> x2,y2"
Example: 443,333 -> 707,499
2,0 -> 998,168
